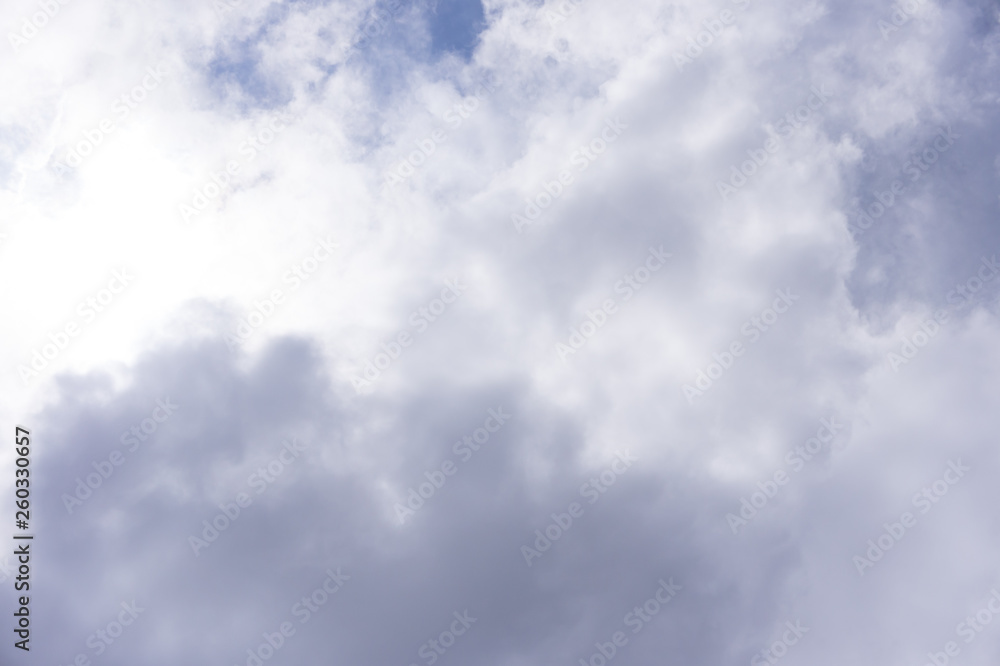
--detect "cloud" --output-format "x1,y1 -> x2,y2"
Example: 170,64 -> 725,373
3,0 -> 1000,664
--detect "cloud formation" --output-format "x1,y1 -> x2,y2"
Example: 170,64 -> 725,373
2,0 -> 1000,665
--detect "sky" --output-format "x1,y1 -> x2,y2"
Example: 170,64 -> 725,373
2,0 -> 1000,665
